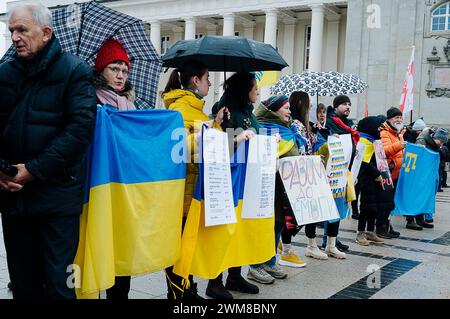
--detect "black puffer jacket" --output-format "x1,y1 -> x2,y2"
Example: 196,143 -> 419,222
357,116 -> 395,214
0,36 -> 97,216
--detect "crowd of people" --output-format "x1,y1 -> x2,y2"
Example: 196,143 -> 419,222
0,3 -> 449,300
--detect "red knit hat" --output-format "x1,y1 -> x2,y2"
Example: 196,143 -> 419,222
95,39 -> 131,73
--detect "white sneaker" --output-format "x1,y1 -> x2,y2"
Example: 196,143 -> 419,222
325,237 -> 347,259
262,264 -> 287,279
247,266 -> 275,284
305,237 -> 328,260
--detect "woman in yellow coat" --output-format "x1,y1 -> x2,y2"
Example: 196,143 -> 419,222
161,60 -> 228,299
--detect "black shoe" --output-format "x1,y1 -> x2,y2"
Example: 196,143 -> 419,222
425,218 -> 434,223
352,212 -> 360,220
417,220 -> 434,229
184,282 -> 205,300
336,240 -> 349,252
416,215 -> 434,229
406,220 -> 423,231
388,223 -> 400,238
225,275 -> 259,294
320,242 -> 326,250
442,185 -> 449,188
206,280 -> 233,300
376,224 -> 395,239
438,189 -> 444,192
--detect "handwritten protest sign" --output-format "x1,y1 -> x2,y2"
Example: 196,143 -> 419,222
373,140 -> 394,191
242,135 -> 277,219
203,128 -> 237,226
279,156 -> 339,226
351,142 -> 366,181
326,136 -> 349,199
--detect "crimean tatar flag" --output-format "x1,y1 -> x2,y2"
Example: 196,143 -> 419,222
392,143 -> 439,216
173,141 -> 275,281
74,106 -> 186,299
399,46 -> 415,115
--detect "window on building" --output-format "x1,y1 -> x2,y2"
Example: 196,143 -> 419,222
431,2 -> 450,31
195,33 -> 204,39
304,25 -> 311,70
235,31 -> 240,36
161,36 -> 170,55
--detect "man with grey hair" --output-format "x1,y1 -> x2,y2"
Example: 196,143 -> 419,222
0,3 -> 97,299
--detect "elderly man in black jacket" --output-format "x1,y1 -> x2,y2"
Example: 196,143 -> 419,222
0,3 -> 97,299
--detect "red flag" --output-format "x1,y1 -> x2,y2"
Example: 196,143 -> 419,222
399,46 -> 415,114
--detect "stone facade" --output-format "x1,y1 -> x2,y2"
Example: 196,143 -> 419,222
1,0 -> 449,127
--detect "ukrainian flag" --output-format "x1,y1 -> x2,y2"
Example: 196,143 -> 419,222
74,106 -> 186,299
173,140 -> 275,281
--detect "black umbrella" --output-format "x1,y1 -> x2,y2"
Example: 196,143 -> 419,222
162,35 -> 288,72
1,1 -> 161,109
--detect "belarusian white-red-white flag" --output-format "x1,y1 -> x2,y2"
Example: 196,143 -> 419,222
399,46 -> 415,114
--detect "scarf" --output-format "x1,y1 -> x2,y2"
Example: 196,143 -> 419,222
329,115 -> 360,145
96,88 -> 136,111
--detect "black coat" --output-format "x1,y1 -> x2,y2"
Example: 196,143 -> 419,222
357,116 -> 394,214
0,36 -> 97,216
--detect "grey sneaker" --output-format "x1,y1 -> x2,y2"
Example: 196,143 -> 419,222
247,266 -> 275,284
262,264 -> 287,279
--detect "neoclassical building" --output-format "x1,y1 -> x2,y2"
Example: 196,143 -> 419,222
1,0 -> 450,127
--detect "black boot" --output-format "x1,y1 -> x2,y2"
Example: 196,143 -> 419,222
405,217 -> 423,231
416,215 -> 434,229
388,222 -> 400,238
184,282 -> 205,300
351,211 -> 360,220
336,240 -> 349,252
206,277 -> 233,300
225,275 -> 259,294
376,223 -> 395,239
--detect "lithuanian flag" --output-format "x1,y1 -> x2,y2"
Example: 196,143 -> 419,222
173,141 -> 275,281
74,106 -> 186,299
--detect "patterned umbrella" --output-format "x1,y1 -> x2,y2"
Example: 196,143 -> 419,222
270,71 -> 368,97
0,1 -> 161,109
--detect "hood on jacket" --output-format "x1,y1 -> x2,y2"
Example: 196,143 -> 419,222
357,115 -> 386,139
162,89 -> 204,110
254,102 -> 290,127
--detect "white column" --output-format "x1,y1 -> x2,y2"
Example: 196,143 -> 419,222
282,18 -> 296,76
222,13 -> 235,36
325,17 -> 340,71
309,4 -> 324,72
150,20 -> 161,55
264,8 -> 278,48
243,22 -> 255,39
261,9 -> 278,101
184,17 -> 196,40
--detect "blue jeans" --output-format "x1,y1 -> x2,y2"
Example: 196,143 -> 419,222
251,220 -> 285,268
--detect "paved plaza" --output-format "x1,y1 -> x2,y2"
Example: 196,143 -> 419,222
1,188 -> 449,299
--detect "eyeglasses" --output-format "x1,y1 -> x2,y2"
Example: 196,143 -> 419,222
106,66 -> 129,78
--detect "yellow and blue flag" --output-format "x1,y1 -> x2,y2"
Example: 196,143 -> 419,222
254,71 -> 279,88
173,141 -> 275,281
74,106 -> 186,298
393,143 -> 439,216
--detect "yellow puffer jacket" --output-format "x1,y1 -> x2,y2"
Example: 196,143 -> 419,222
162,89 -> 221,216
